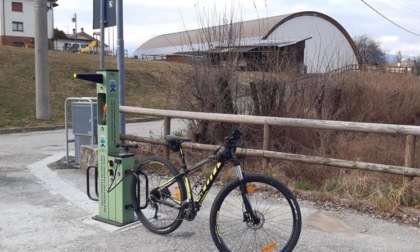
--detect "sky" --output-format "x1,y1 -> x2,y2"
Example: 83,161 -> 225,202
53,0 -> 420,58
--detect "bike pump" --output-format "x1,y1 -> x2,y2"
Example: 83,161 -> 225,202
74,70 -> 135,226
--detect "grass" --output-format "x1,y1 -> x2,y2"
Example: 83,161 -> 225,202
295,181 -> 317,191
3,45 -> 420,216
321,171 -> 410,213
0,45 -> 178,128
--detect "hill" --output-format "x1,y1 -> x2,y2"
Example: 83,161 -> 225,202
0,46 -> 177,128
3,46 -> 420,215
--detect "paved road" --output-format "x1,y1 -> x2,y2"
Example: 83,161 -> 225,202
1,121 -> 419,251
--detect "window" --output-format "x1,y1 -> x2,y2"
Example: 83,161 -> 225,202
12,2 -> 23,12
12,22 -> 23,32
13,42 -> 24,47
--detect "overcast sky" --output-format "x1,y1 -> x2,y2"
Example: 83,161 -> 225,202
53,0 -> 420,57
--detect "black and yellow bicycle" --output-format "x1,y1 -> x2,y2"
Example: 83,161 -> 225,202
130,129 -> 301,252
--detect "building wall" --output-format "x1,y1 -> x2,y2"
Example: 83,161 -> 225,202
0,0 -> 54,47
268,16 -> 358,73
133,12 -> 359,74
0,35 -> 33,46
54,38 -> 91,51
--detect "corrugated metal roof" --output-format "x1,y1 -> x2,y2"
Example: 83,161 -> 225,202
134,11 -> 362,68
205,46 -> 257,53
203,37 -> 312,53
139,14 -> 291,50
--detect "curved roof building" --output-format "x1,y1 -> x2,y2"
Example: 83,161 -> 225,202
133,11 -> 361,73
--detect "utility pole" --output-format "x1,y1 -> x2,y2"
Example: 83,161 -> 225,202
116,0 -> 125,134
34,0 -> 50,120
72,13 -> 77,47
100,0 -> 105,68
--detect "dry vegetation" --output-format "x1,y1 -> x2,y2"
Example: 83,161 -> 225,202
0,45 -> 179,128
168,52 -> 420,217
2,45 -> 420,217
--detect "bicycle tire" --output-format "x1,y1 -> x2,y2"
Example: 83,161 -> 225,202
209,174 -> 301,252
130,156 -> 187,234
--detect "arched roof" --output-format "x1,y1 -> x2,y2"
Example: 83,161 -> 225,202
136,11 -> 361,64
138,13 -> 290,50
263,11 -> 361,64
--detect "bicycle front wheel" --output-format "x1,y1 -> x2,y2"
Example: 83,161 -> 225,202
131,156 -> 187,234
209,174 -> 301,252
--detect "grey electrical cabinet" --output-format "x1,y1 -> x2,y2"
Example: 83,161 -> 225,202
71,102 -> 97,164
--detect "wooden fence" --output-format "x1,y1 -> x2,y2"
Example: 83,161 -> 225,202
120,106 -> 420,180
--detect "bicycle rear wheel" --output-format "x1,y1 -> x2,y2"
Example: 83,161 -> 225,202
209,174 -> 301,252
131,156 -> 187,234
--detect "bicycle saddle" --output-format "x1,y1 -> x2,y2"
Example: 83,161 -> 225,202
165,135 -> 191,152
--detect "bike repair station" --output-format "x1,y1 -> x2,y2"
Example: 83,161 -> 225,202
70,0 -> 138,227
74,70 -> 136,227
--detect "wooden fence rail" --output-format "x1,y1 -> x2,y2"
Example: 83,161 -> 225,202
120,106 -> 420,178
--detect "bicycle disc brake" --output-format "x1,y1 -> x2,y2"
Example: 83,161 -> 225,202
245,210 -> 264,229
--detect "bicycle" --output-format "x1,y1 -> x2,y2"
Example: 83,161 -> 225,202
130,129 -> 302,252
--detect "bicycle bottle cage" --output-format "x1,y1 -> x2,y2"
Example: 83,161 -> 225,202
165,135 -> 192,152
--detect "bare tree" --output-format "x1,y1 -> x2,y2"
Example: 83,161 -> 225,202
353,35 -> 386,65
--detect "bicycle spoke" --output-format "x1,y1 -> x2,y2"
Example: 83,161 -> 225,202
210,175 -> 301,252
131,156 -> 187,234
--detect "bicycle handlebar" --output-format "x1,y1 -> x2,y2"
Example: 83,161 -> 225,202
224,129 -> 243,143
212,129 -> 243,163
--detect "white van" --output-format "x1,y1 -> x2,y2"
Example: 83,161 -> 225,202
63,43 -> 89,53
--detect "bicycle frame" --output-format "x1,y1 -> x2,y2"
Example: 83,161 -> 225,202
187,158 -> 226,204
146,130 -> 258,222
155,155 -> 227,208
133,130 -> 302,251
155,152 -> 255,217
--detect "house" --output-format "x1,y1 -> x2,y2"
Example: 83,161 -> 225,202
133,11 -> 361,73
386,60 -> 418,74
53,28 -> 101,53
0,0 -> 56,48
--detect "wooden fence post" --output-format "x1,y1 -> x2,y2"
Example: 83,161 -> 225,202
404,135 -> 416,205
262,123 -> 271,169
164,116 -> 171,159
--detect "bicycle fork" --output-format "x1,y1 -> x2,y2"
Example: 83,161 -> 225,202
234,164 -> 261,225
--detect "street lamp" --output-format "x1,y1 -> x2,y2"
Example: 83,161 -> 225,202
47,0 -> 58,10
72,13 -> 77,50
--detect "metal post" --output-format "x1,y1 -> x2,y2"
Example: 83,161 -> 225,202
34,0 -> 50,120
1,0 -> 5,45
72,13 -> 77,48
117,0 -> 126,134
99,0 -> 105,68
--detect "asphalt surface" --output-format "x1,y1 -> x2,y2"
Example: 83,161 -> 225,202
1,120 -> 420,251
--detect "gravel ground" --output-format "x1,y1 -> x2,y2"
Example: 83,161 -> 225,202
1,124 -> 420,251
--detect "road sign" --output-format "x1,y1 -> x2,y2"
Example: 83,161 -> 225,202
93,0 -> 116,29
